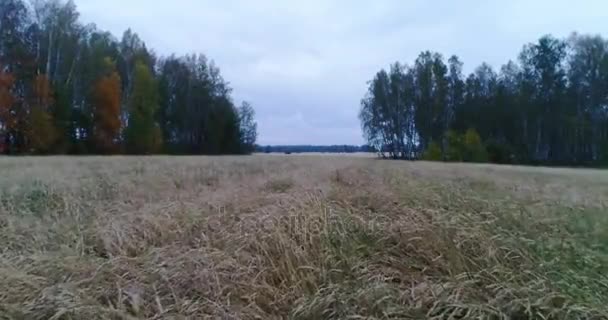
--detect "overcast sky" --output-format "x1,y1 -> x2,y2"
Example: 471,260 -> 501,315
74,0 -> 608,145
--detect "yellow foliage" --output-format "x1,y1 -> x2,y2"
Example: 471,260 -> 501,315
465,128 -> 482,148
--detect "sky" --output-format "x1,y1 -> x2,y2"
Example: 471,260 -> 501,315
73,0 -> 608,145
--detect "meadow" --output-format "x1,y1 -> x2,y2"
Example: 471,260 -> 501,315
1,155 -> 607,319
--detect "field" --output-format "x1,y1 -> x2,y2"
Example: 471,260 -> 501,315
1,156 -> 607,319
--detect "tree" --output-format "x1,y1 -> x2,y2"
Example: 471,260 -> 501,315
422,142 -> 442,161
361,33 -> 608,166
422,129 -> 487,163
238,101 -> 257,154
125,60 -> 161,154
0,67 -> 15,152
157,56 -> 190,151
203,96 -> 241,155
0,0 -> 257,156
446,55 -> 465,153
519,35 -> 568,163
25,107 -> 56,153
567,34 -> 608,164
444,130 -> 464,162
413,52 -> 435,150
463,128 -> 487,162
0,0 -> 35,153
360,69 -> 390,157
25,74 -> 57,153
359,64 -> 417,159
92,57 -> 121,154
0,68 -> 15,124
30,0 -> 80,81
30,0 -> 81,153
0,0 -> 30,68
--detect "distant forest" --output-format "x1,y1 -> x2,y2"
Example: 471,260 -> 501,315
256,145 -> 374,154
0,0 -> 257,155
361,33 -> 608,166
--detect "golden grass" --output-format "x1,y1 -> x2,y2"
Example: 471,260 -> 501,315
1,155 -> 607,319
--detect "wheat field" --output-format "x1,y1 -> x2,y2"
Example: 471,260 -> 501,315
0,155 -> 607,319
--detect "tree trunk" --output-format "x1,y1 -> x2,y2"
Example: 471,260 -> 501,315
53,41 -> 61,84
46,28 -> 54,77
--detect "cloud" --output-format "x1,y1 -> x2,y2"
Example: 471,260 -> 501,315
74,0 -> 608,145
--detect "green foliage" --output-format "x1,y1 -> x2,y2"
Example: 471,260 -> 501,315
463,128 -> 488,162
361,33 -> 608,166
445,130 -> 464,161
238,101 -> 258,154
422,142 -> 442,161
51,86 -> 73,153
360,63 -> 417,159
425,129 -> 488,163
126,61 -> 162,154
0,0 -> 256,155
25,107 -> 57,154
486,140 -> 515,164
199,98 -> 242,155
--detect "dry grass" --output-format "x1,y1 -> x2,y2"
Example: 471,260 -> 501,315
0,155 -> 607,319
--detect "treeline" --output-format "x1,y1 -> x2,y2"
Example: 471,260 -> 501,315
257,145 -> 374,154
360,33 -> 608,166
0,0 -> 257,155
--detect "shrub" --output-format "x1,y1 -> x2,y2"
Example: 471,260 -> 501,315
422,142 -> 442,161
486,140 -> 514,164
445,130 -> 464,162
463,128 -> 488,162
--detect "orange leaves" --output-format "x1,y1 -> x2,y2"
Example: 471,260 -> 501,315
93,69 -> 122,153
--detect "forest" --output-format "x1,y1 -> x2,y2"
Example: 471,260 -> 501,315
360,33 -> 608,166
256,145 -> 374,154
0,0 -> 257,155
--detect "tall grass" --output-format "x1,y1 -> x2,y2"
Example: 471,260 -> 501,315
0,156 -> 607,319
